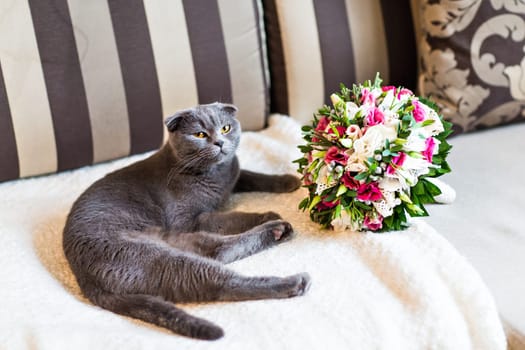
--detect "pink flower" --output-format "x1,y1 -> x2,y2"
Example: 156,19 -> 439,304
325,146 -> 349,165
412,100 -> 425,122
357,182 -> 382,202
397,88 -> 413,100
422,137 -> 436,163
364,213 -> 383,231
341,172 -> 359,190
360,88 -> 376,105
386,152 -> 407,175
366,107 -> 385,126
382,85 -> 396,93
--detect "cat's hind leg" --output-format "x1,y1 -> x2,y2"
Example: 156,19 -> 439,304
215,272 -> 311,302
153,251 -> 311,303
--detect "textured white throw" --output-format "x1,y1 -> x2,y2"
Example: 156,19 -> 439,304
0,116 -> 506,350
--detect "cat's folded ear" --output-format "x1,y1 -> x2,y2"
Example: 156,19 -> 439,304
165,109 -> 193,132
218,103 -> 238,116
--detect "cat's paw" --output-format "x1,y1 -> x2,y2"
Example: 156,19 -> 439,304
275,174 -> 301,193
283,273 -> 312,297
262,220 -> 295,242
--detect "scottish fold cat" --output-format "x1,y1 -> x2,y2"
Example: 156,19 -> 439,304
63,102 -> 310,340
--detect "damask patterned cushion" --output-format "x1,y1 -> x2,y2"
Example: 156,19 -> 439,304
0,0 -> 269,182
415,0 -> 525,133
263,0 -> 417,124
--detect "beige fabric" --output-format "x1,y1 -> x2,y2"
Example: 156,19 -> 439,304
143,0 -> 199,144
276,0 -> 324,123
68,0 -> 131,163
0,0 -> 57,177
218,0 -> 267,131
345,0 -> 389,83
0,116 -> 506,350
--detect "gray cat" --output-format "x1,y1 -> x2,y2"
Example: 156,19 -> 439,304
63,102 -> 311,340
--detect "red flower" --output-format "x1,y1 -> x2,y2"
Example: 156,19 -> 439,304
341,172 -> 359,190
327,125 -> 346,138
317,198 -> 339,211
386,152 -> 407,175
357,182 -> 382,202
316,116 -> 330,132
325,146 -> 349,165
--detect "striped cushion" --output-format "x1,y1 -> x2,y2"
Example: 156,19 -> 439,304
263,0 -> 417,123
0,0 -> 268,182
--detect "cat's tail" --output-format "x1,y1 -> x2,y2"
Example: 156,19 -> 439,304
89,289 -> 224,340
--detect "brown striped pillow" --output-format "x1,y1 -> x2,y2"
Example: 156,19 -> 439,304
263,0 -> 417,124
0,0 -> 269,182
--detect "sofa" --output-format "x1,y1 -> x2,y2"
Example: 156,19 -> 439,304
0,0 -> 523,349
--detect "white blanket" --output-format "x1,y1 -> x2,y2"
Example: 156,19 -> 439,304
0,116 -> 506,350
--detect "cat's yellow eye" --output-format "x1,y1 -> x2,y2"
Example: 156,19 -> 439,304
194,131 -> 207,139
221,124 -> 231,134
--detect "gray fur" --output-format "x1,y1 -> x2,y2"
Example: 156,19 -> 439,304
63,102 -> 311,341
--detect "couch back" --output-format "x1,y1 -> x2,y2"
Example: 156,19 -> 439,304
0,0 -> 417,182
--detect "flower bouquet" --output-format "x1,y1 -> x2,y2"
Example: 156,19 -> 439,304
295,75 -> 453,232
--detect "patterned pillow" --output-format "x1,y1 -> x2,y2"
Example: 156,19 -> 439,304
262,0 -> 417,124
0,0 -> 269,182
415,0 -> 525,133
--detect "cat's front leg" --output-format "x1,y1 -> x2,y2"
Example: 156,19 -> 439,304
171,220 -> 296,263
195,211 -> 281,235
233,170 -> 301,193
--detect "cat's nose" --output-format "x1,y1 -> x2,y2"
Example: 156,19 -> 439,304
214,140 -> 224,148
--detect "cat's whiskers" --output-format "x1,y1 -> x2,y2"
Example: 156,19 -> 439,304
167,148 -> 217,186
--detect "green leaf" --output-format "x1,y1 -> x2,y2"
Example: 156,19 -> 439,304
354,201 -> 372,211
308,195 -> 321,212
354,172 -> 368,181
336,184 -> 348,197
422,178 -> 442,196
301,125 -> 313,132
298,197 -> 309,210
399,191 -> 412,204
421,119 -> 435,127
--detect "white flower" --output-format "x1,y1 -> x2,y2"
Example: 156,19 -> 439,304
379,89 -> 396,109
331,209 -> 360,232
373,191 -> 397,217
420,104 -> 444,137
315,166 -> 338,194
379,176 -> 404,192
345,159 -> 368,173
404,131 -> 427,152
396,156 -> 431,187
382,109 -> 400,129
331,93 -> 343,106
353,124 -> 397,161
345,124 -> 362,139
345,102 -> 359,119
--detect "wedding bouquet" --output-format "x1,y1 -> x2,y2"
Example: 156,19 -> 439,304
295,75 -> 452,232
